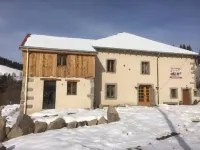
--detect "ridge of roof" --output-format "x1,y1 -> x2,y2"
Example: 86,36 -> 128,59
30,34 -> 95,41
93,32 -> 198,55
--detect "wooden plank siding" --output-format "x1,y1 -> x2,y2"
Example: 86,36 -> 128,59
22,51 -> 95,78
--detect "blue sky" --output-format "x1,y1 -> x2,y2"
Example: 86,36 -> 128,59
0,0 -> 200,62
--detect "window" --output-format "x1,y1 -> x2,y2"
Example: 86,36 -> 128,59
67,82 -> 77,95
170,88 -> 178,98
107,60 -> 116,72
106,84 -> 116,99
141,62 -> 150,74
57,54 -> 67,66
194,90 -> 197,97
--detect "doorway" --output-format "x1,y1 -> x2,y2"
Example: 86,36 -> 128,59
138,85 -> 151,106
43,81 -> 56,109
182,89 -> 190,105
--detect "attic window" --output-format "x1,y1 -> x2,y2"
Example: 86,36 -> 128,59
141,61 -> 150,74
57,55 -> 67,66
107,60 -> 116,72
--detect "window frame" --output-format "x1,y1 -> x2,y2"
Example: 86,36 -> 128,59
170,88 -> 178,99
67,82 -> 77,95
105,83 -> 117,100
193,89 -> 197,97
141,61 -> 150,75
57,54 -> 67,66
106,59 -> 116,73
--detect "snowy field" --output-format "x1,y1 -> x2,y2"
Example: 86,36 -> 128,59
2,104 -> 200,150
0,65 -> 22,80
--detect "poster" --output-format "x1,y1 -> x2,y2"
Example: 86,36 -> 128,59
170,67 -> 182,79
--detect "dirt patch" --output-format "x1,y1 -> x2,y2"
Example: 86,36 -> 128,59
156,132 -> 180,140
43,114 -> 58,118
135,146 -> 142,150
192,119 -> 200,123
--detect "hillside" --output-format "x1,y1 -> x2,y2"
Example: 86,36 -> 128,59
0,56 -> 22,71
0,65 -> 22,80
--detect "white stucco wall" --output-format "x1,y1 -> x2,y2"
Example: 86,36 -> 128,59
95,51 -> 198,107
26,77 -> 93,114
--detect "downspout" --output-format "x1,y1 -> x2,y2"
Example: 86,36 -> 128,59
23,48 -> 29,114
157,53 -> 160,105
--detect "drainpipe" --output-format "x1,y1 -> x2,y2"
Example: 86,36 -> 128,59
157,53 -> 160,105
23,48 -> 29,114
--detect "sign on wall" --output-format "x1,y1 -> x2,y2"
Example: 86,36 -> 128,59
170,67 -> 182,79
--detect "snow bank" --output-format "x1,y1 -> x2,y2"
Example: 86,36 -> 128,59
1,104 -> 200,149
3,105 -> 200,150
1,104 -> 20,127
30,108 -> 106,124
0,65 -> 22,80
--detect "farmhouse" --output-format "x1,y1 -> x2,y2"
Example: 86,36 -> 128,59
19,32 -> 199,114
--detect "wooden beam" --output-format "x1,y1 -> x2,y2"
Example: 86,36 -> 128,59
65,79 -> 80,82
40,78 -> 61,81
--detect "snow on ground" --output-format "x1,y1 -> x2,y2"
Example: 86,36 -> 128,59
1,104 -> 20,127
0,65 -> 22,80
30,108 -> 106,124
3,104 -> 200,150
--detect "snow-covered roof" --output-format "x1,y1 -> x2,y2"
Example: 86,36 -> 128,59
21,33 -> 198,55
93,32 -> 198,55
22,34 -> 96,52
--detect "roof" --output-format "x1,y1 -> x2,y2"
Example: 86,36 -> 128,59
20,32 -> 198,55
22,34 -> 96,52
93,32 -> 198,55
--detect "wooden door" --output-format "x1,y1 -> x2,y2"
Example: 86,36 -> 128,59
182,89 -> 190,105
138,85 -> 151,106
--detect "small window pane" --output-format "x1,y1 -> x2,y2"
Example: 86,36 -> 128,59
67,82 -> 77,95
141,62 -> 150,74
57,55 -> 61,66
106,84 -> 116,98
107,60 -> 115,72
62,55 -> 67,65
171,89 -> 177,98
194,90 -> 197,97
57,54 -> 67,66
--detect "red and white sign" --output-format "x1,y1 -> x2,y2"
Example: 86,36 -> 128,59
170,68 -> 182,79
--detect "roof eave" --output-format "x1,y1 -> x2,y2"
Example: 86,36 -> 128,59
19,46 -> 98,55
92,46 -> 198,56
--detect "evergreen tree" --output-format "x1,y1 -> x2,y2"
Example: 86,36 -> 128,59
186,45 -> 190,50
182,44 -> 186,49
198,50 -> 200,65
188,45 -> 192,51
0,56 -> 22,70
180,44 -> 183,48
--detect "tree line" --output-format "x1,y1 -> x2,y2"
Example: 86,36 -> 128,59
179,44 -> 192,51
0,56 -> 22,105
0,74 -> 21,105
0,56 -> 22,70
